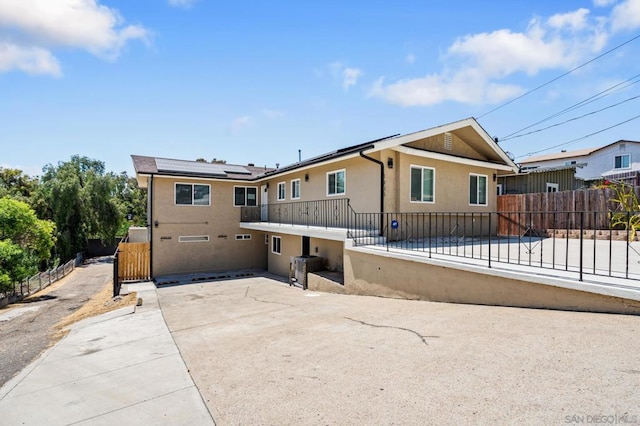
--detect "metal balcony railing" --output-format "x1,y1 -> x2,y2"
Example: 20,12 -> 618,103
240,198 -> 353,229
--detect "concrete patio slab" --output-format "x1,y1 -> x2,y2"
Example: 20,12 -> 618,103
157,275 -> 640,425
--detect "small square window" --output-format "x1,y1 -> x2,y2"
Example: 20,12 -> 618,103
272,236 -> 282,255
234,186 -> 258,206
327,169 -> 345,196
410,165 -> 435,203
614,154 -> 630,169
469,174 -> 488,206
291,179 -> 300,200
175,183 -> 210,206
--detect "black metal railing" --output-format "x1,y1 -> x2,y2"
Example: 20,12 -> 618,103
347,210 -> 640,282
240,198 -> 355,229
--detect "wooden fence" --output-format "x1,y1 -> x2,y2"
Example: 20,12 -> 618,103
116,242 -> 150,282
496,187 -> 640,235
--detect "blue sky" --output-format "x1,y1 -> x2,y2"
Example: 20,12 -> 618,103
1,0 -> 640,176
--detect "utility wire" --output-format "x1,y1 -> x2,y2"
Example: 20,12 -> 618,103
502,94 -> 640,141
502,73 -> 640,139
515,113 -> 640,159
477,33 -> 640,119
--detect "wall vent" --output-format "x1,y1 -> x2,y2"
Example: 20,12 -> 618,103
178,235 -> 210,243
444,133 -> 453,151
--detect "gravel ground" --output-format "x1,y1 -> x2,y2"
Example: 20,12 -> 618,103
0,258 -> 112,386
158,275 -> 640,425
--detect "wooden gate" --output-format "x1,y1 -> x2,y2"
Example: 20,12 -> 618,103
117,242 -> 150,282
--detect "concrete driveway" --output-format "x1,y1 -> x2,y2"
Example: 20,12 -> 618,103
157,274 -> 640,425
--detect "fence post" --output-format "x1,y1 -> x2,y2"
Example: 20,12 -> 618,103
113,252 -> 119,298
488,213 -> 492,269
579,211 -> 584,282
626,211 -> 630,279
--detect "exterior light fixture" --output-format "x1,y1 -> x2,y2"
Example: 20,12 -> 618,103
387,158 -> 394,169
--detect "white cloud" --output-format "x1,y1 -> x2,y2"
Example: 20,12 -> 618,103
405,53 -> 416,64
611,0 -> 640,31
168,0 -> 199,8
0,42 -> 61,76
0,0 -> 149,75
231,116 -> 252,132
547,8 -> 590,31
372,7 -> 611,107
328,61 -> 363,91
593,0 -> 616,6
342,67 -> 362,90
262,109 -> 284,119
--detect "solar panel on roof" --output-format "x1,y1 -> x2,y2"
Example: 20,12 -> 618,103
155,158 -> 226,176
222,164 -> 252,175
155,158 -> 253,177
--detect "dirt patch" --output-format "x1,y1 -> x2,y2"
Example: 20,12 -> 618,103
54,282 -> 137,339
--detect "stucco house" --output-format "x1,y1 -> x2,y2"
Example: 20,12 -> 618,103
129,118 -> 640,314
519,140 -> 640,186
132,117 -> 517,280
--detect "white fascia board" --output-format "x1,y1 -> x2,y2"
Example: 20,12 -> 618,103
370,118 -> 518,172
239,222 -> 348,241
371,118 -> 476,152
153,174 -> 255,184
392,145 -> 516,171
136,173 -> 150,188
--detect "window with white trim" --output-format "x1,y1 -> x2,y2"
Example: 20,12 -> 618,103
175,183 -> 210,206
235,234 -> 252,240
272,235 -> 281,255
327,169 -> 345,196
277,182 -> 286,201
614,154 -> 630,169
546,183 -> 559,193
410,165 -> 435,203
291,179 -> 300,200
469,174 -> 488,206
178,235 -> 210,243
234,186 -> 257,207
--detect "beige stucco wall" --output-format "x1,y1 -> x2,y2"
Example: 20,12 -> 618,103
396,151 -> 498,213
310,238 -> 343,272
151,176 -> 266,276
265,234 -> 344,276
266,233 -> 299,276
261,156 -> 380,214
342,247 -> 640,315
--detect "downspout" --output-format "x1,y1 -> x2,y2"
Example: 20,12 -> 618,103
149,174 -> 154,279
359,146 -> 384,213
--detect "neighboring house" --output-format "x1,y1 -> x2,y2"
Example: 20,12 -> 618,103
519,140 -> 640,185
497,165 -> 582,194
132,117 -> 518,280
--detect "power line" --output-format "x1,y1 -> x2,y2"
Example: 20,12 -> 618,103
477,32 -> 640,119
502,73 -> 640,140
515,113 -> 640,159
502,94 -> 640,141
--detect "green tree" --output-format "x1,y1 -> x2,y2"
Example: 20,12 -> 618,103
33,156 -> 123,260
111,172 -> 147,235
0,197 -> 55,292
0,167 -> 39,204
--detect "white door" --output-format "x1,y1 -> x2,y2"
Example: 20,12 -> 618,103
261,184 -> 268,221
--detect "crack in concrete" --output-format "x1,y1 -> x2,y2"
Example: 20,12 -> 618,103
247,296 -> 296,307
344,317 -> 438,347
244,286 -> 295,307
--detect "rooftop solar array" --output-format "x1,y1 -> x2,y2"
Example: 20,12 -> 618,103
155,158 -> 252,176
